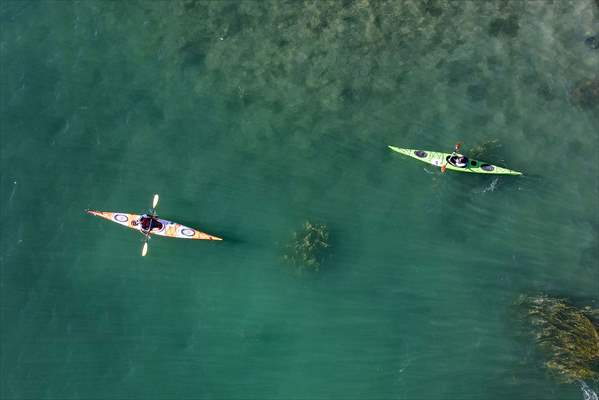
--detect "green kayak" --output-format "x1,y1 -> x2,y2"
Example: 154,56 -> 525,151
388,146 -> 522,176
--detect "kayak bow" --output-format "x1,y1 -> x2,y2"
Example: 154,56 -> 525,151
388,146 -> 522,176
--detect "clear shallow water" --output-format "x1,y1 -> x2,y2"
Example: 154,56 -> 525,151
1,1 -> 598,399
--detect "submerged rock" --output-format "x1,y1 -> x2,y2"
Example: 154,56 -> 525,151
467,83 -> 488,102
283,221 -> 330,272
537,82 -> 555,101
571,79 -> 599,109
467,139 -> 504,164
421,0 -> 443,17
585,36 -> 599,50
488,16 -> 519,38
516,294 -> 599,383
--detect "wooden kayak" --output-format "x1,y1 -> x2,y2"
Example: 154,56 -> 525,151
86,210 -> 222,241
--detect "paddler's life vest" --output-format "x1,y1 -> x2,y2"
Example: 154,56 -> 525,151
450,155 -> 468,168
140,215 -> 163,231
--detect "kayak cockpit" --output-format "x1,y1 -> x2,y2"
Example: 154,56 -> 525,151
446,155 -> 469,168
134,215 -> 164,232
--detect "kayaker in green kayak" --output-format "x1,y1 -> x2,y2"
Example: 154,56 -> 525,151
387,144 -> 522,175
442,143 -> 467,172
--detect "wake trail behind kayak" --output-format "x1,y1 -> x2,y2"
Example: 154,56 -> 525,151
580,381 -> 598,400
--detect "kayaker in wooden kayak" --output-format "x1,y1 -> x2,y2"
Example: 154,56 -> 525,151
133,214 -> 163,233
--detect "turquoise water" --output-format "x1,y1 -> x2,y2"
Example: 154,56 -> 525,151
1,1 -> 598,399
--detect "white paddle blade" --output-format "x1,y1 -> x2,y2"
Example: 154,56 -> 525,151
152,194 -> 159,209
142,242 -> 148,257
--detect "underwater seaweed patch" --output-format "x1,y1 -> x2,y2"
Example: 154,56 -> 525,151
283,221 -> 330,273
516,294 -> 599,383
